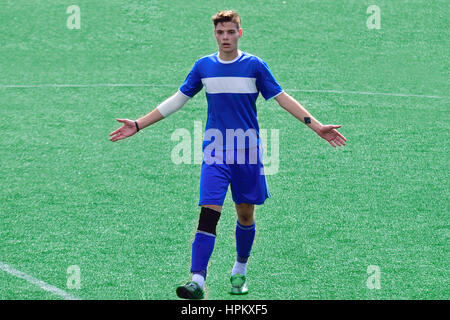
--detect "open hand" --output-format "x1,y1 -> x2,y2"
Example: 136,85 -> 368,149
316,125 -> 347,147
109,118 -> 138,142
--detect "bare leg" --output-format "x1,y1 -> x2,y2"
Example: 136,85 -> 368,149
202,204 -> 222,213
235,203 -> 255,226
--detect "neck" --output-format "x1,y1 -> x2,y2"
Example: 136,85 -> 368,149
218,49 -> 239,61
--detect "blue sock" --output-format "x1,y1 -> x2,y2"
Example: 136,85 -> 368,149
190,232 -> 216,278
235,220 -> 256,263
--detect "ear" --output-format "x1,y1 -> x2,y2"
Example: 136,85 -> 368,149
238,28 -> 243,38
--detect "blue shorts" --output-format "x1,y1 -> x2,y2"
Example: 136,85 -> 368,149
198,146 -> 271,206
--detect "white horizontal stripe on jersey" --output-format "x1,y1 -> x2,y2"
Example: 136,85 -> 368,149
201,77 -> 257,94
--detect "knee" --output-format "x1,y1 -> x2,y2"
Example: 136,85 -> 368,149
238,214 -> 254,225
236,203 -> 255,225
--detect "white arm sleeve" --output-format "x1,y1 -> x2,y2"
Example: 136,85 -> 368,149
156,90 -> 190,118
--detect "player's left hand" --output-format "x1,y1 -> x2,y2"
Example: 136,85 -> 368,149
316,125 -> 346,147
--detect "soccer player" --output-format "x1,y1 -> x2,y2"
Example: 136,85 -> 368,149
109,10 -> 346,299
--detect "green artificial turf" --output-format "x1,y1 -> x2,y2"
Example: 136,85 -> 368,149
0,0 -> 448,299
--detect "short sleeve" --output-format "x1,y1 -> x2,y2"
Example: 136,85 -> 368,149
256,58 -> 283,100
179,60 -> 203,98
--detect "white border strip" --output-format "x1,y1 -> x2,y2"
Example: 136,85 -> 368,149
0,83 -> 175,89
201,77 -> 257,94
0,83 -> 447,99
287,88 -> 448,100
0,261 -> 80,300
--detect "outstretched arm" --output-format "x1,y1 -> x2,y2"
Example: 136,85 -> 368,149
275,92 -> 346,147
109,90 -> 190,142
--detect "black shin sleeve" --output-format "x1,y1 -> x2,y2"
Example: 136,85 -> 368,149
197,207 -> 221,236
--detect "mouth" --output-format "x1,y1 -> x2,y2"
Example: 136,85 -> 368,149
222,43 -> 231,47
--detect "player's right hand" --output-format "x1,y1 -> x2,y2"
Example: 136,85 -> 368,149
109,118 -> 137,142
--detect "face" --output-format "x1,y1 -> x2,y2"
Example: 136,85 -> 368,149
214,21 -> 242,54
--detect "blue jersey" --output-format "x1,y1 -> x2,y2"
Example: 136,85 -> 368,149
179,51 -> 283,151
